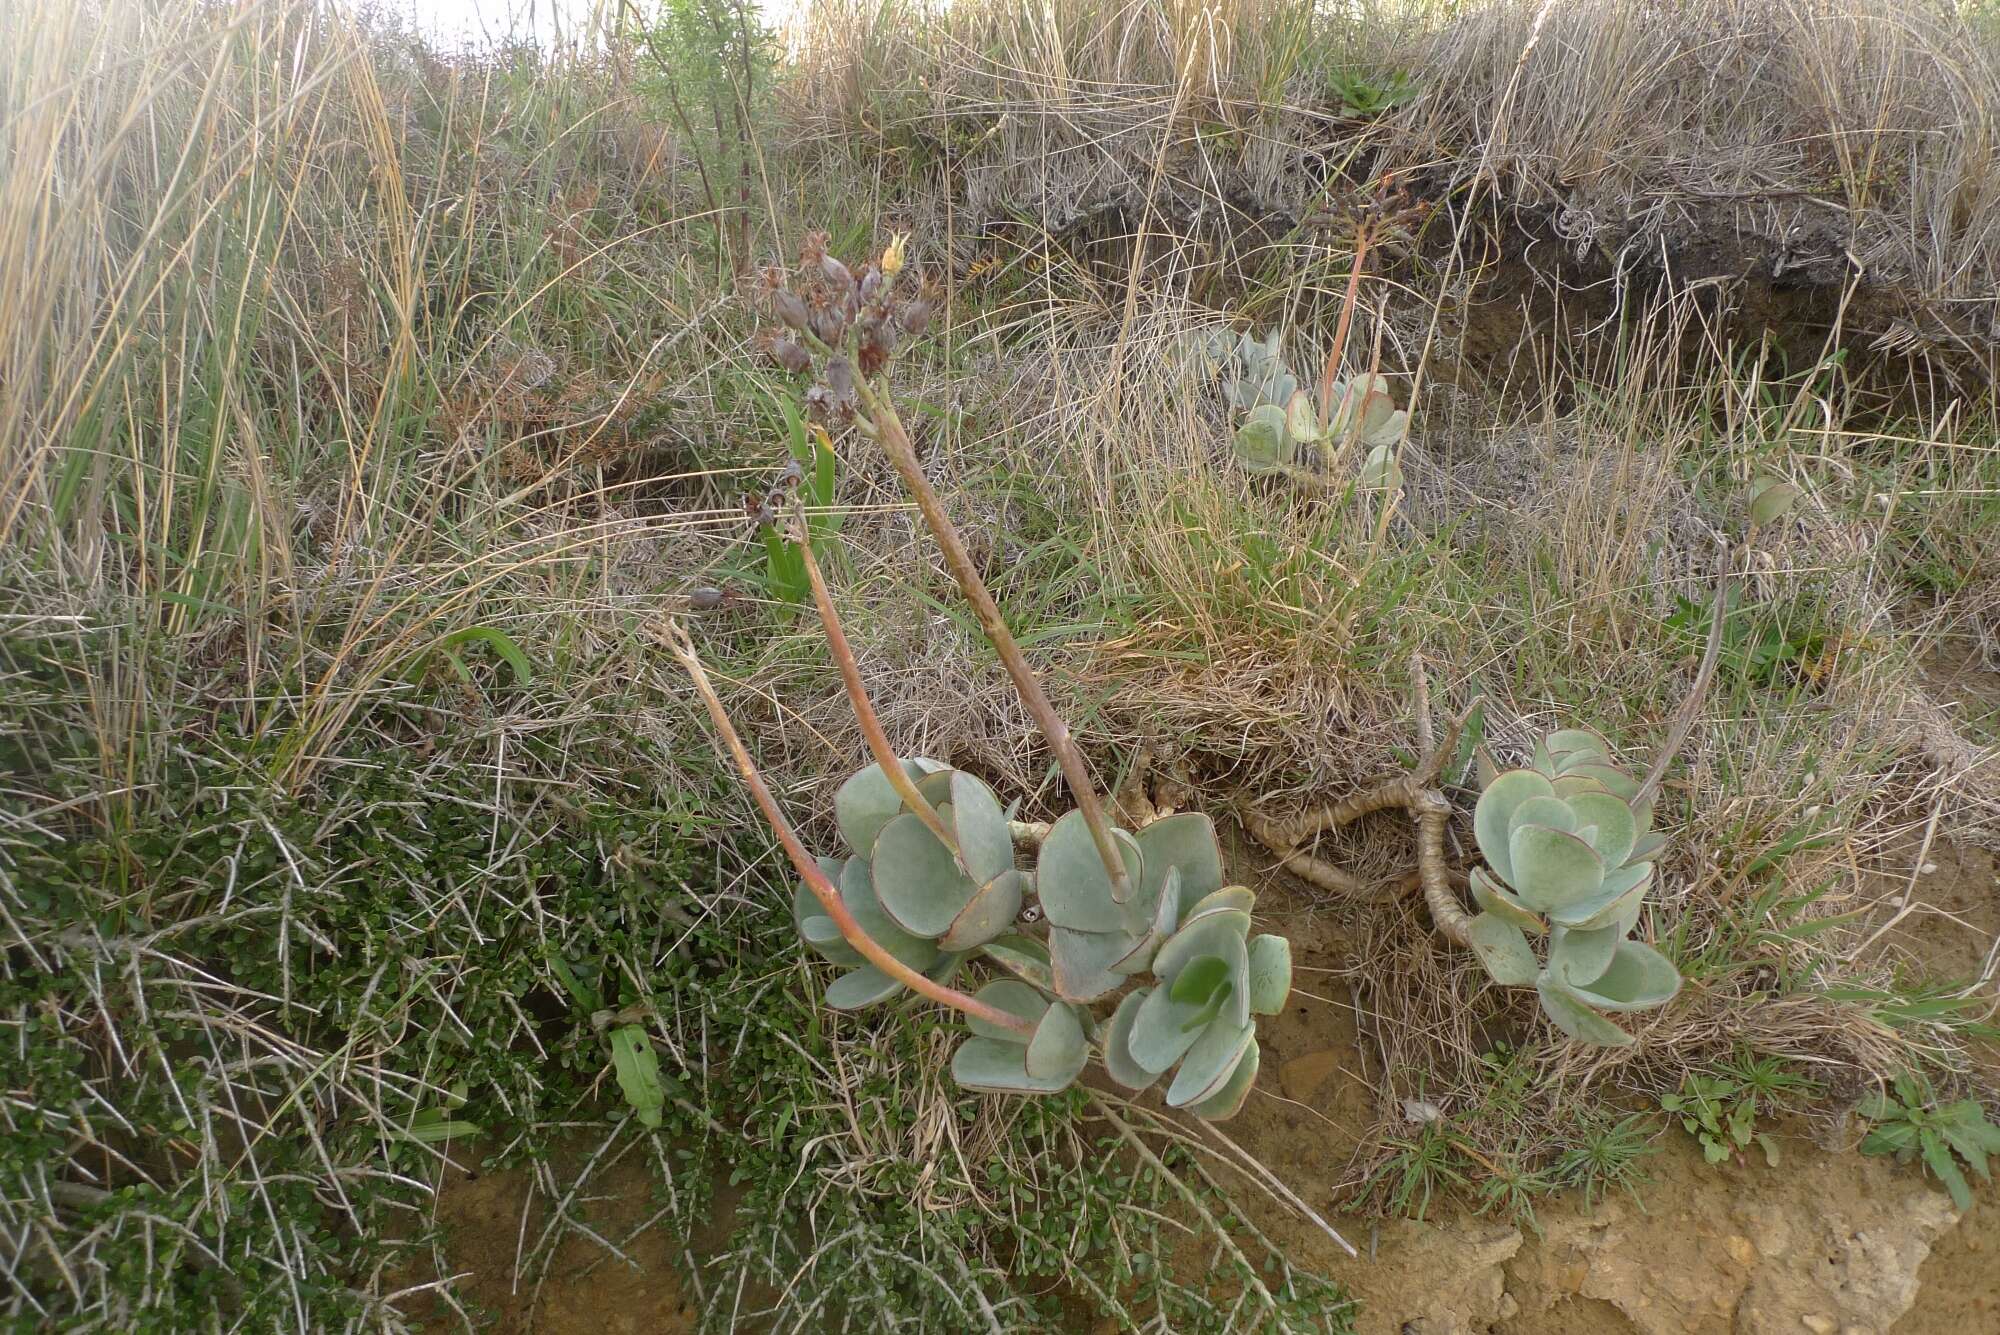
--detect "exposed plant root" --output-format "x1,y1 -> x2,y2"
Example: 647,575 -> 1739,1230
1243,699 -> 1481,947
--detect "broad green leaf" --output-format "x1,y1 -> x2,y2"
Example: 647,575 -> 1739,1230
609,1025 -> 665,1128
1510,795 -> 1581,834
1171,955 -> 1231,1005
1549,862 -> 1654,930
1922,1134 -> 1974,1211
440,626 -> 533,685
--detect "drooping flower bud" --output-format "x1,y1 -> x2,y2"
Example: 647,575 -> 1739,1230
770,337 -> 810,374
894,299 -> 932,338
820,253 -> 854,291
809,304 -> 847,346
772,289 -> 809,332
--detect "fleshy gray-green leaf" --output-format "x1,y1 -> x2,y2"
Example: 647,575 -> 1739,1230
1560,940 -> 1681,1012
1102,989 -> 1162,1091
1134,813 -> 1224,911
825,965 -> 904,1010
937,868 -> 1026,953
1508,824 -> 1606,911
951,1037 -> 1076,1094
1465,912 -> 1539,986
1468,866 -> 1544,932
1535,974 -> 1636,1048
1153,910 -> 1250,989
1184,1039 -> 1261,1121
1024,1002 -> 1088,1083
1127,982 -> 1213,1074
1166,1021 -> 1257,1109
873,809 -> 974,938
1474,769 -> 1555,881
1246,934 -> 1292,1015
1036,810 -> 1142,932
834,758 -> 946,858
966,978 -> 1048,1042
948,770 -> 1015,886
841,857 -> 942,970
980,934 -> 1054,992
1549,922 -> 1622,988
1049,925 -> 1137,1003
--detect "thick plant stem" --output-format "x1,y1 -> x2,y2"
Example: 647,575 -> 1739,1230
790,510 -> 959,862
1245,772 -> 1473,948
856,381 -> 1134,903
659,618 -> 1034,1038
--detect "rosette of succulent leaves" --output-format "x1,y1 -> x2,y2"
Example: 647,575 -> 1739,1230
797,765 -> 1290,1120
1465,729 -> 1682,1047
1210,329 -> 1407,489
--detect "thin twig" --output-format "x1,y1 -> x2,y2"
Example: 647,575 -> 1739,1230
1635,557 -> 1734,810
1087,1093 -> 1285,1317
658,617 -> 1034,1038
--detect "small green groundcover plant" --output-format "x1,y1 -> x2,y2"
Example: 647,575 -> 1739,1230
1858,1073 -> 2000,1210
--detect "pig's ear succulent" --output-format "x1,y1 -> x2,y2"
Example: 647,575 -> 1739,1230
794,856 -> 967,1009
1464,731 -> 1681,1048
950,980 -> 1089,1094
1215,332 -> 1412,486
1099,886 -> 1290,1121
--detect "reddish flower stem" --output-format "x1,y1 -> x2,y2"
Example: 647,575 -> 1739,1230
660,618 -> 1033,1038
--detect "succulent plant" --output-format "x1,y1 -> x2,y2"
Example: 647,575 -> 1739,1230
829,758 -> 1027,951
1100,886 -> 1292,1119
1207,330 -> 1409,482
1465,729 -> 1681,1047
792,754 -> 1285,1119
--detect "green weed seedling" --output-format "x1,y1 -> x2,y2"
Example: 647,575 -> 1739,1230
1661,1056 -> 1815,1167
1858,1073 -> 2000,1210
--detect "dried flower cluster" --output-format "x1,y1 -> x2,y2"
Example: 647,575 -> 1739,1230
759,231 -> 934,426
